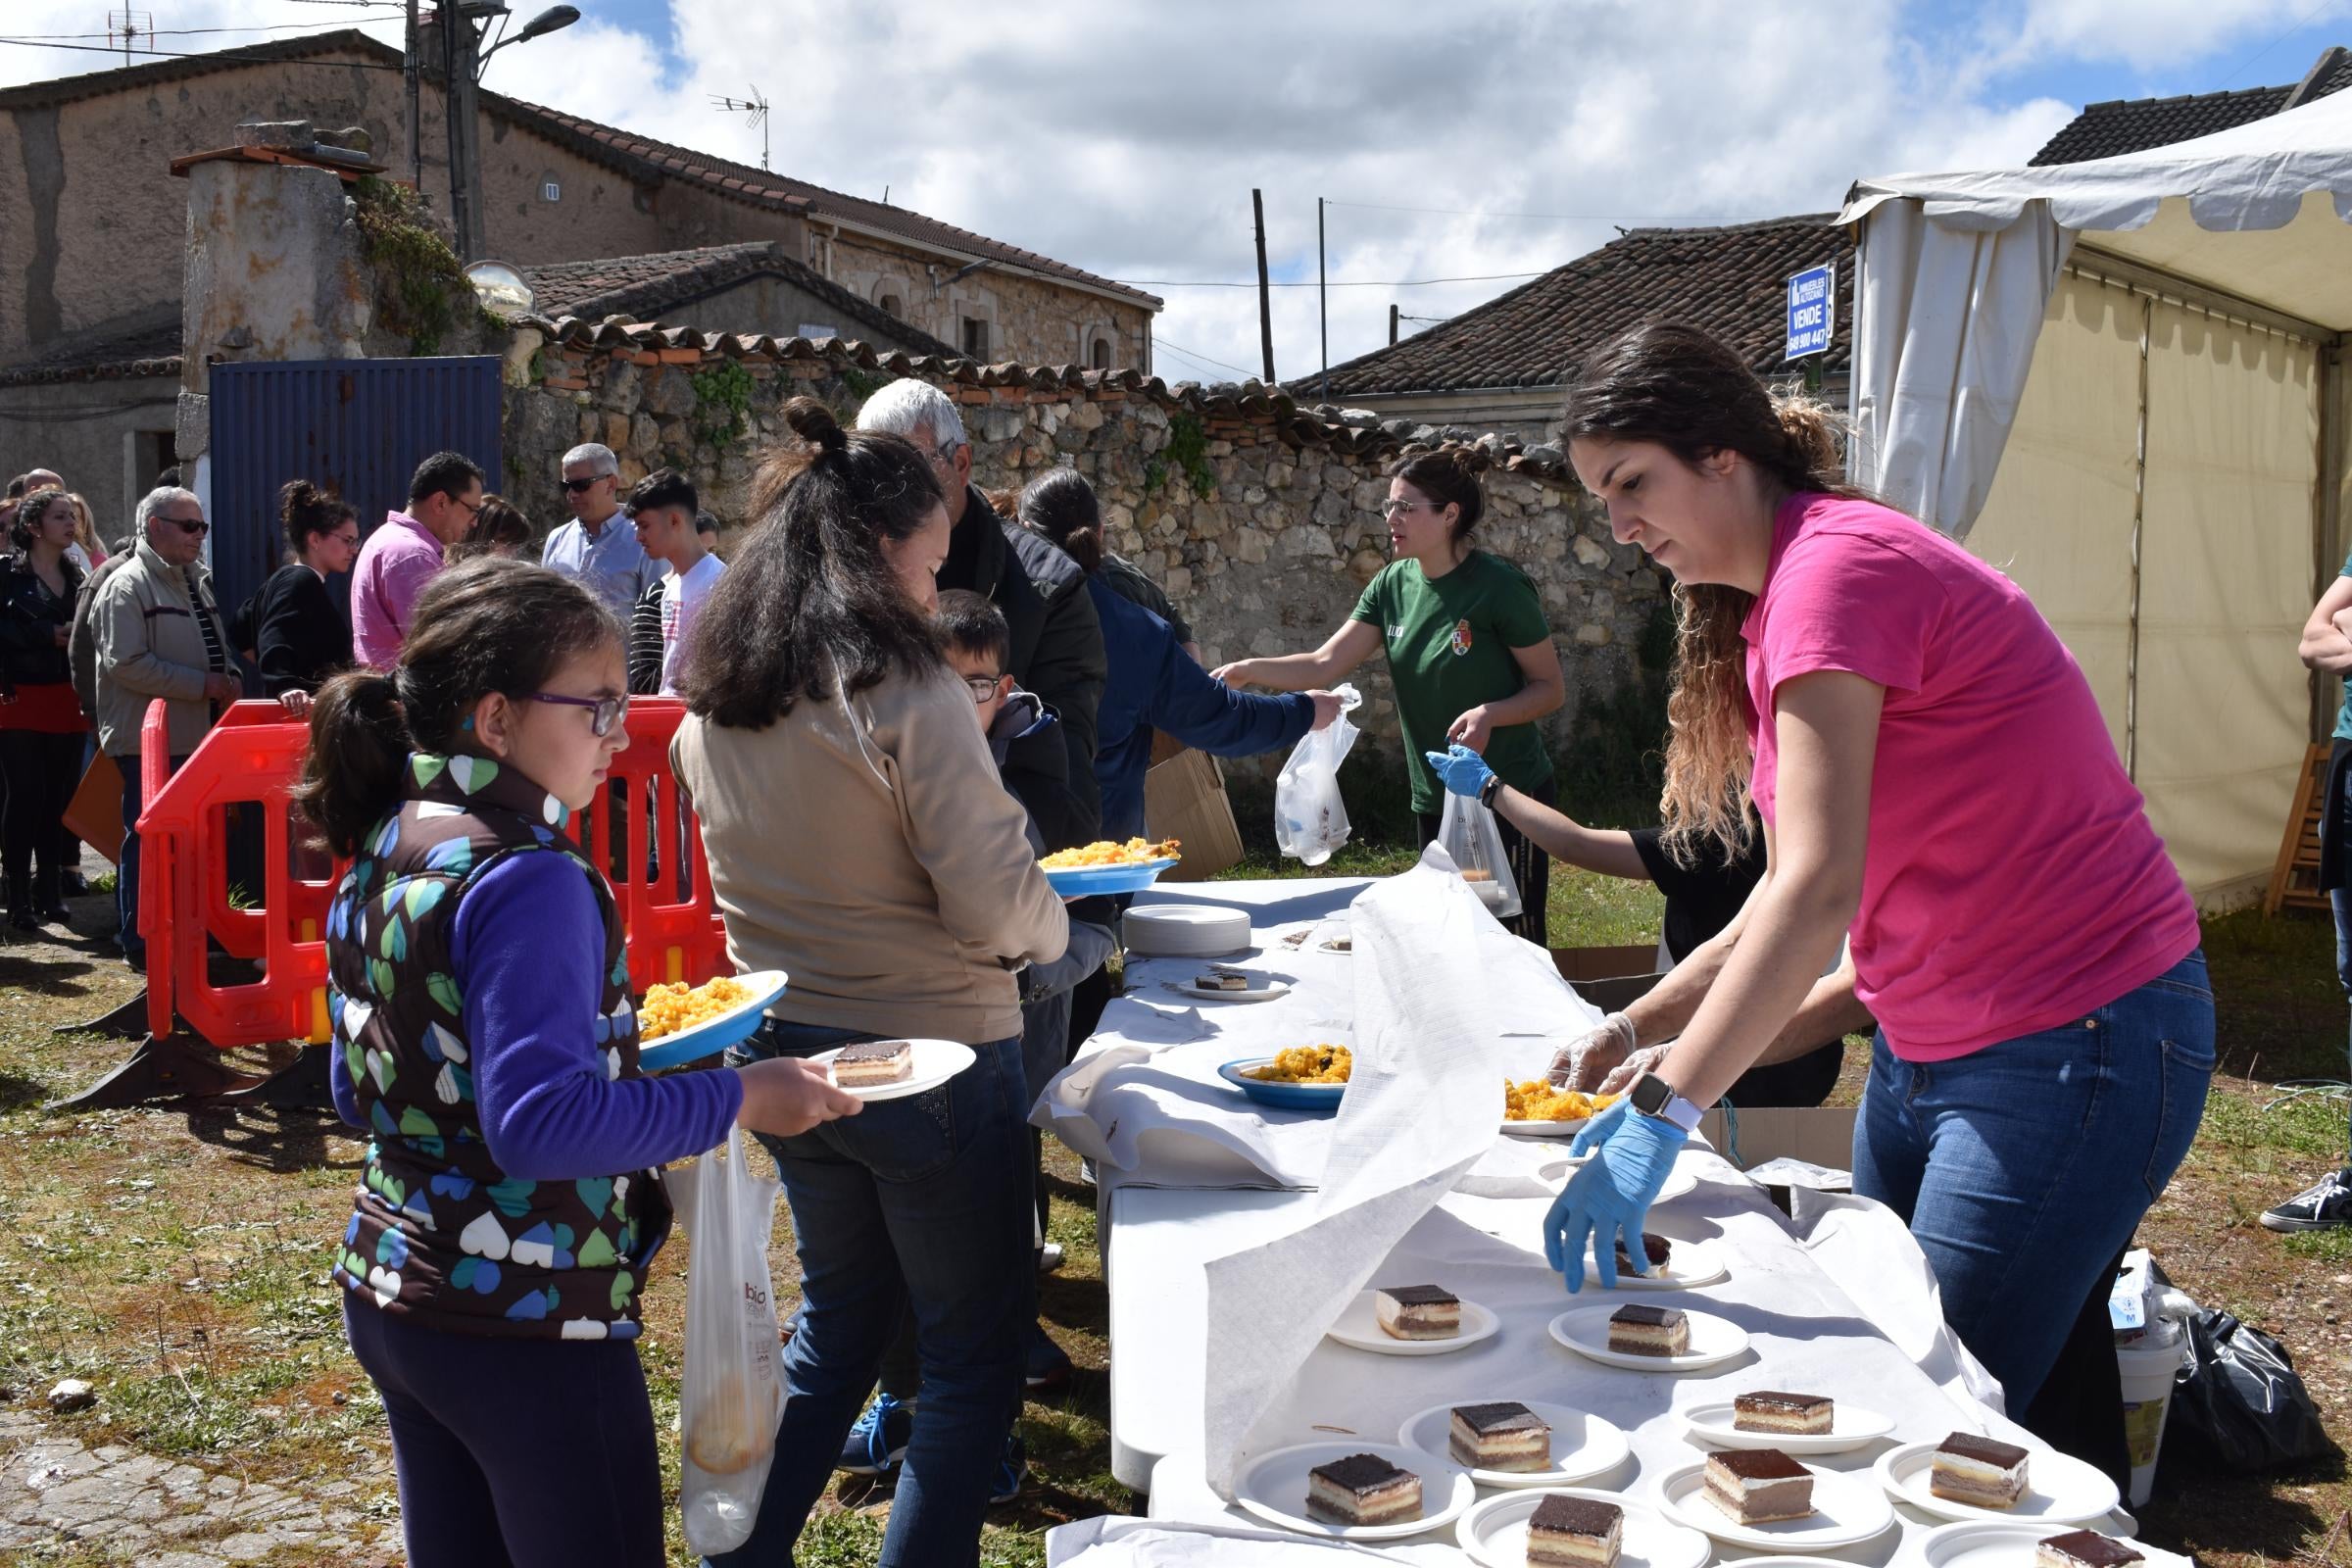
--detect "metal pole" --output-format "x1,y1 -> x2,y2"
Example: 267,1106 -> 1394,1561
439,4 -> 466,253
1251,188 -> 1275,384
1317,196 -> 1328,401
1389,303 -> 1398,346
450,11 -> 486,261
405,0 -> 422,192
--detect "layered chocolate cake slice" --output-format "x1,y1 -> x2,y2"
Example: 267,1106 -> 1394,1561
1611,1234 -> 1672,1275
1446,1401 -> 1550,1471
1374,1284 -> 1460,1340
1527,1494 -> 1622,1567
1196,971 -> 1250,991
1704,1447 -> 1815,1525
1931,1432 -> 2030,1509
1733,1391 -> 1835,1436
2036,1531 -> 2145,1568
832,1039 -> 913,1088
1302,1452 -> 1421,1527
1605,1302 -> 1689,1356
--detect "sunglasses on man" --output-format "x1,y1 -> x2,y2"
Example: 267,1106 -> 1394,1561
161,515 -> 209,537
562,475 -> 613,494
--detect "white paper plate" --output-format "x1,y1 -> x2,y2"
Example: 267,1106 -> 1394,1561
1327,1290 -> 1501,1356
1122,904 -> 1252,957
1539,1153 -> 1701,1203
1575,1238 -> 1728,1291
1547,1304 -> 1751,1371
1234,1440 -> 1474,1542
1682,1398 -> 1897,1453
1456,1488 -> 1710,1568
1500,1115 -> 1593,1138
1658,1459 -> 1897,1551
1166,977 -> 1293,1004
1396,1399 -> 1632,1489
1876,1439 -> 2122,1526
1914,1518 -> 2189,1568
807,1039 -> 976,1102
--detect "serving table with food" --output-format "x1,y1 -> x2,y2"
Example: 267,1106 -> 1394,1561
1035,853 -> 2175,1568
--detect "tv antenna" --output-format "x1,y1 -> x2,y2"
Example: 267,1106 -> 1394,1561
710,86 -> 770,172
107,7 -> 156,65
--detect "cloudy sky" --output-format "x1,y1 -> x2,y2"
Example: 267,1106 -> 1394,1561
2,0 -> 2346,383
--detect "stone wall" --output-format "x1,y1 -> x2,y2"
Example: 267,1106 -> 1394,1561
502,321 -> 1665,797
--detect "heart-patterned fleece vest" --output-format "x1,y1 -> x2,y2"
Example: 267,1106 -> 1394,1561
326,751 -> 671,1341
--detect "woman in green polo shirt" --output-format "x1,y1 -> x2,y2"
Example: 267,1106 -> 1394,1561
1214,447 -> 1565,940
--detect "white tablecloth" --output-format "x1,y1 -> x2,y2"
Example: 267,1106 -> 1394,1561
1041,875 -> 2145,1565
1036,877 -> 1600,1191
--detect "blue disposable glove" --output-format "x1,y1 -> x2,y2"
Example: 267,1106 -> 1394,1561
1544,1099 -> 1688,1292
1423,744 -> 1495,800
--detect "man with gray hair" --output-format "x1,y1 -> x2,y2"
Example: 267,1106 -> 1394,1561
856,379 -> 1105,847
81,486 -> 236,967
541,442 -> 660,616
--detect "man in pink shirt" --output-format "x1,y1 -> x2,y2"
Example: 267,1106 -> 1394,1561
352,452 -> 484,669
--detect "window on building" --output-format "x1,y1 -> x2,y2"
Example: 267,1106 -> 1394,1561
879,293 -> 905,318
542,179 -> 562,203
1091,336 -> 1112,371
960,317 -> 990,360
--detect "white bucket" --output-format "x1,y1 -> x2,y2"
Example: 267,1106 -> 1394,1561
2115,1327 -> 2187,1508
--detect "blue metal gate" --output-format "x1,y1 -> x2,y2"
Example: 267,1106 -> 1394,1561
207,357 -> 504,625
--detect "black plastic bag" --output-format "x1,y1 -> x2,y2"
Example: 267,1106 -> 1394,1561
2162,1308 -> 2334,1473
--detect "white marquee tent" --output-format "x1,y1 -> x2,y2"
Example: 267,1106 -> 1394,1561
1838,92 -> 2352,904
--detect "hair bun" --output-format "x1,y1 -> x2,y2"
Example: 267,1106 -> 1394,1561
781,396 -> 849,455
1445,443 -> 1492,478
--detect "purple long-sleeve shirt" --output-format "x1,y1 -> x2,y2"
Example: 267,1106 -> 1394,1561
331,851 -> 742,1177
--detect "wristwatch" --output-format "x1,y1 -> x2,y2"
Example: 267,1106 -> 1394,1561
1477,772 -> 1504,810
1629,1069 -> 1704,1133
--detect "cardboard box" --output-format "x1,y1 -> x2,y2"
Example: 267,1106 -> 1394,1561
1696,1105 -> 1859,1173
1550,944 -> 1661,983
1145,746 -> 1245,882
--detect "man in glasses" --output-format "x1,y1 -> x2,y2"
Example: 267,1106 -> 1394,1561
542,443 -> 661,619
85,485 -> 237,968
353,451 -> 484,670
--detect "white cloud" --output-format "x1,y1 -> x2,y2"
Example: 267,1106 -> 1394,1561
0,0 -> 2305,380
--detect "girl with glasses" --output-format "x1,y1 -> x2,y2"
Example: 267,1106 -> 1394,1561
297,556 -> 860,1568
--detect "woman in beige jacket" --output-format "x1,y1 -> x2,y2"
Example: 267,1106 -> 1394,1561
670,399 -> 1066,1568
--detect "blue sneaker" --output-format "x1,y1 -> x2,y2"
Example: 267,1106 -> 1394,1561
991,1433 -> 1028,1504
836,1393 -> 911,1477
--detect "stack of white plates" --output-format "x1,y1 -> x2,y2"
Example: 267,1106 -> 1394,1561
1123,903 -> 1252,958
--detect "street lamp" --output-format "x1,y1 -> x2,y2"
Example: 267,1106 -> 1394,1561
478,5 -> 579,75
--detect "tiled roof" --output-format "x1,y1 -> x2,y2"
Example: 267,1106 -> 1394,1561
525,315 -> 1583,483
519,241 -> 956,357
0,28 -> 388,112
1304,216 -> 1850,400
482,97 -> 1160,312
0,30 -> 1153,315
0,312 -> 182,386
2029,45 -> 2352,165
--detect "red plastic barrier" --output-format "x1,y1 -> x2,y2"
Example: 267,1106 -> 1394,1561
137,696 -> 729,1052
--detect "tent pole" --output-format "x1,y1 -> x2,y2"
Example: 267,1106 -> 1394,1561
2125,293 -> 2152,783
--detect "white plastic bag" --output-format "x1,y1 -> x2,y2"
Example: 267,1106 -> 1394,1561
1440,790 -> 1521,918
672,1127 -> 786,1554
1274,684 -> 1361,867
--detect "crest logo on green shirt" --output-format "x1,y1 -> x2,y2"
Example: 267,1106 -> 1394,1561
1450,617 -> 1473,656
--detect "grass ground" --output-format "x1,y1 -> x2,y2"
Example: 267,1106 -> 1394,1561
1,869 -> 2347,1565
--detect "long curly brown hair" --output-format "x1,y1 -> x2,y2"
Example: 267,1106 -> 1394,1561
1560,323 -> 1862,861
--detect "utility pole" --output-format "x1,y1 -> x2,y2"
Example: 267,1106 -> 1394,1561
1317,196 -> 1328,402
1251,188 -> 1275,384
1389,304 -> 1398,346
405,0 -> 422,191
421,5 -> 578,262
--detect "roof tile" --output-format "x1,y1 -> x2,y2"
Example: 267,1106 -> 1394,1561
2029,45 -> 2352,165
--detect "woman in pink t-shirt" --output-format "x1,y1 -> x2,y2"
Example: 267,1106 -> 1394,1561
1525,323 -> 2212,1461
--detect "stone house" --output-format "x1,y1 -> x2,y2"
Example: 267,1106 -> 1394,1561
1301,216 -> 1852,446
0,27 -> 1157,524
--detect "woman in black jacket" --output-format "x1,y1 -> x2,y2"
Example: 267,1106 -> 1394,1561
0,488 -> 89,928
252,481 -> 358,715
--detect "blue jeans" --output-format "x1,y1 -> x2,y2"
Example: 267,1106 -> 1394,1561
714,1020 -> 1031,1568
1853,951 -> 2214,1414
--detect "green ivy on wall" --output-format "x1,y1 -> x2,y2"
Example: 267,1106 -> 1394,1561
353,176 -> 475,357
1143,411 -> 1217,500
691,360 -> 757,447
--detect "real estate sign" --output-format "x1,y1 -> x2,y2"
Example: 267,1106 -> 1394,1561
1785,263 -> 1835,360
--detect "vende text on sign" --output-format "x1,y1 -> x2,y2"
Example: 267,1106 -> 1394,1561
1785,262 -> 1835,361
